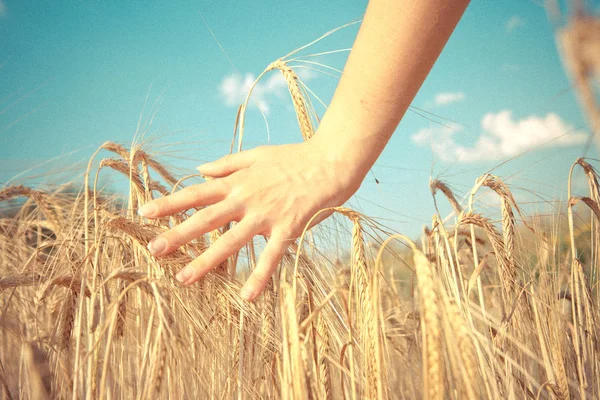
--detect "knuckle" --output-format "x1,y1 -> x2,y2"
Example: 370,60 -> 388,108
164,228 -> 183,247
277,223 -> 296,239
224,228 -> 241,246
188,184 -> 204,198
214,178 -> 231,193
222,154 -> 235,167
202,207 -> 218,225
151,196 -> 167,212
187,259 -> 210,281
254,145 -> 266,155
260,251 -> 281,269
161,196 -> 176,212
253,215 -> 268,230
242,211 -> 264,227
251,270 -> 270,287
198,248 -> 218,269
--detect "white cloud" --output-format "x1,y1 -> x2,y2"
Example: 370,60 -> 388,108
506,16 -> 525,33
411,110 -> 587,163
218,69 -> 315,114
0,0 -> 6,17
434,92 -> 465,106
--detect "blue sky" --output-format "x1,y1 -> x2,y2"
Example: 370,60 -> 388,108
1,0 -> 598,236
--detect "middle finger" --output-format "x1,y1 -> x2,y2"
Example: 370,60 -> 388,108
147,200 -> 239,256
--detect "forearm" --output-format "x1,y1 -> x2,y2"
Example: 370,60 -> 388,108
314,0 -> 469,187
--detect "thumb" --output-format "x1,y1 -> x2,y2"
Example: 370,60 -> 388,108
197,148 -> 258,178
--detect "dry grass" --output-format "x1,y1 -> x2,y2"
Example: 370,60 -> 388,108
2,145 -> 599,400
2,31 -> 600,400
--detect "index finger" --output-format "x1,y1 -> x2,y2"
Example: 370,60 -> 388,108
138,180 -> 229,218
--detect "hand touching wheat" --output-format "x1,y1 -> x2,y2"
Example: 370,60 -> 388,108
139,140 -> 358,301
140,0 -> 469,301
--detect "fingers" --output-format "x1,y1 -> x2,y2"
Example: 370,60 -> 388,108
241,231 -> 291,302
175,218 -> 260,284
138,180 -> 228,218
147,201 -> 238,256
197,148 -> 258,178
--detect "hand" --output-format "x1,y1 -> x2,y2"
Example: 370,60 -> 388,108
138,138 -> 361,301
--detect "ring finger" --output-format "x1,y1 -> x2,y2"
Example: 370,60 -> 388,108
176,217 -> 261,284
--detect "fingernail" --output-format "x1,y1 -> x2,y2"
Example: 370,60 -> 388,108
147,237 -> 167,255
138,203 -> 158,217
241,285 -> 256,302
176,265 -> 195,283
196,163 -> 213,173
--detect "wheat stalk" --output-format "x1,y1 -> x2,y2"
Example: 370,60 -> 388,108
267,60 -> 315,141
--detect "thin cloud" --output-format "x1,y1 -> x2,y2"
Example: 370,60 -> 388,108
476,187 -> 530,209
506,16 -> 525,33
219,69 -> 315,114
0,1 -> 6,17
434,92 -> 465,106
411,110 -> 587,163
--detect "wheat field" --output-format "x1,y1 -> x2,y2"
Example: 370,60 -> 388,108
1,31 -> 600,400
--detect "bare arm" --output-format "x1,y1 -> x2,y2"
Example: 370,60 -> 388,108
140,0 -> 470,301
314,0 -> 470,189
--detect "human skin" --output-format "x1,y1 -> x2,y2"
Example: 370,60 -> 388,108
138,0 -> 471,301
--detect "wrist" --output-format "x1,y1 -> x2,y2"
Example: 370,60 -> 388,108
307,126 -> 372,196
